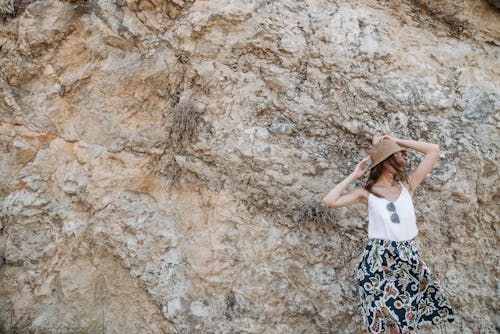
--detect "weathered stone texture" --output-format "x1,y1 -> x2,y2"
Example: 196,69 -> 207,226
0,0 -> 498,333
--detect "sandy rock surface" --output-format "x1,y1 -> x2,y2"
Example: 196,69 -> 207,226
0,0 -> 498,333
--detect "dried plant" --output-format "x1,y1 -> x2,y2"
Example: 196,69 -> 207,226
295,200 -> 336,227
166,100 -> 202,151
164,161 -> 182,191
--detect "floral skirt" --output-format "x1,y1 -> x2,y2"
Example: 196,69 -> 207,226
357,238 -> 455,333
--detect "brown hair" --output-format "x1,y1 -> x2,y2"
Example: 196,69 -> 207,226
364,152 -> 413,197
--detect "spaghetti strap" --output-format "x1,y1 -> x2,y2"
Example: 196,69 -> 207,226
398,180 -> 412,197
398,180 -> 405,191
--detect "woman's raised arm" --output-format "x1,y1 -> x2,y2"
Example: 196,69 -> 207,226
322,156 -> 370,208
380,135 -> 439,191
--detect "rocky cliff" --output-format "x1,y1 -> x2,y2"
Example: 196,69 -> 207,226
0,0 -> 498,333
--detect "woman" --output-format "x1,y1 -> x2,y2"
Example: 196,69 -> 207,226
322,135 -> 455,334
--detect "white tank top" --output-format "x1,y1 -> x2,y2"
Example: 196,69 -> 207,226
368,180 -> 418,241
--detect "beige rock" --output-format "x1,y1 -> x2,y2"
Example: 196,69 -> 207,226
0,0 -> 498,333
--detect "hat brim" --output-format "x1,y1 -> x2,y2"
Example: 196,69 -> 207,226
369,142 -> 405,170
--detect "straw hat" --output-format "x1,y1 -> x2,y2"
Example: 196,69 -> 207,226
368,139 -> 405,169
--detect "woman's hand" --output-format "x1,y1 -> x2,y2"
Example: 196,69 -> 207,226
351,156 -> 371,179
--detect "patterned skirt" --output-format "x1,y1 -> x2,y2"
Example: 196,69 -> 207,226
357,238 -> 455,333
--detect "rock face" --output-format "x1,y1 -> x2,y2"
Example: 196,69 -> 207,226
0,0 -> 498,333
